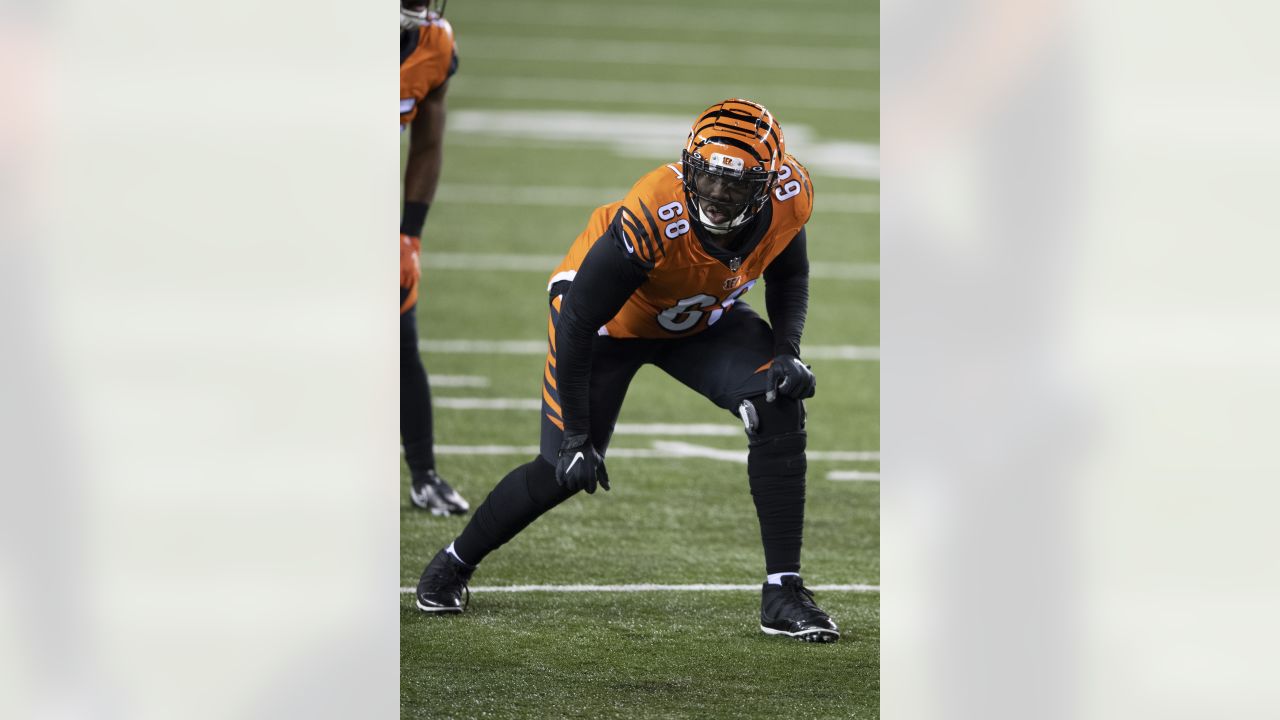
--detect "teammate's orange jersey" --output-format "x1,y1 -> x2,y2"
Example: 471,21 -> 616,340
400,18 -> 456,128
549,155 -> 814,339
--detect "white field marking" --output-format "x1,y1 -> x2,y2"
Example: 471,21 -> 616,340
400,583 -> 879,594
460,36 -> 878,72
804,346 -> 881,361
436,444 -> 542,456
452,76 -> 878,113
614,423 -> 740,437
434,398 -> 540,410
434,184 -> 878,215
652,441 -> 747,464
460,3 -> 879,38
430,375 -> 490,388
827,470 -> 882,482
449,109 -> 879,181
421,339 -> 880,361
425,252 -> 878,281
434,445 -> 881,464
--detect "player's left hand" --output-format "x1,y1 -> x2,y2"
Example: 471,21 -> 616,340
400,234 -> 421,288
556,433 -> 610,494
765,355 -> 816,402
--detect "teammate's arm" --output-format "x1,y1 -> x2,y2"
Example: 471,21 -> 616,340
762,227 -> 816,401
402,78 -> 449,236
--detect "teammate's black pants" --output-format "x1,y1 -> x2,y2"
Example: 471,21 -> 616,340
401,287 -> 435,477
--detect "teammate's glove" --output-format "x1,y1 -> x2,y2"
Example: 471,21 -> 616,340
400,234 -> 421,288
765,355 -> 816,402
556,433 -> 610,494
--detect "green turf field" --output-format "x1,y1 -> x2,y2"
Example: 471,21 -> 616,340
402,1 -> 879,716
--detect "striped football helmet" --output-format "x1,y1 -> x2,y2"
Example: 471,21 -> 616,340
681,99 -> 785,235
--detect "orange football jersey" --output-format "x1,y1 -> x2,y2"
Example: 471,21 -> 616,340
548,155 -> 814,338
400,18 -> 456,128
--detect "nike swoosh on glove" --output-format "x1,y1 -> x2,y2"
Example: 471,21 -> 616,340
765,355 -> 817,402
555,433 -> 610,494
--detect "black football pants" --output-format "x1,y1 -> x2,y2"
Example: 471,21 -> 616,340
453,290 -> 807,575
401,287 -> 436,477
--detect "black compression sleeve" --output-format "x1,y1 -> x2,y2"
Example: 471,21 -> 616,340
763,227 -> 811,358
555,232 -> 649,439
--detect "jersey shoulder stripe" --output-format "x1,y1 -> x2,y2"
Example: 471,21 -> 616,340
613,165 -> 686,267
612,206 -> 656,268
635,200 -> 666,260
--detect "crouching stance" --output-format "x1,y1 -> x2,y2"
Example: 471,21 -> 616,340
415,99 -> 839,642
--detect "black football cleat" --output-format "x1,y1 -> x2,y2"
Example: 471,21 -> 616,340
410,469 -> 470,516
415,548 -> 475,614
760,575 -> 841,643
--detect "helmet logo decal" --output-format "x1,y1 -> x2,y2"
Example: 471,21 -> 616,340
709,152 -> 744,173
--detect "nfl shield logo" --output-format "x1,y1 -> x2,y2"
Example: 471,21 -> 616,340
729,257 -> 742,271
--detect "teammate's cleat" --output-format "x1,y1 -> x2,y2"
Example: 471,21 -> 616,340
410,469 -> 470,516
415,548 -> 474,614
760,575 -> 841,643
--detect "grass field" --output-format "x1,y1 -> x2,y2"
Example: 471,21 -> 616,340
402,1 -> 879,717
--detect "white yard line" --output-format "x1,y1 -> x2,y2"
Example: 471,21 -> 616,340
614,423 -> 740,437
435,444 -> 880,469
399,583 -> 879,594
421,339 -> 547,354
421,339 -> 879,360
434,398 -> 541,410
827,470 -> 882,482
652,440 -> 748,464
430,375 -> 490,388
459,36 -> 878,72
451,77 -> 877,112
425,252 -> 878,279
803,346 -> 881,361
435,184 -> 878,215
449,109 -> 880,181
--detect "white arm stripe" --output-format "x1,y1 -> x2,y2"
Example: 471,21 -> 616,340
546,270 -> 577,291
400,98 -> 416,114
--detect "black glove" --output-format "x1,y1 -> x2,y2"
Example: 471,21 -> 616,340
765,355 -> 816,402
555,433 -> 610,494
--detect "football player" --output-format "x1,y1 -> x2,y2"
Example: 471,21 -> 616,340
415,99 -> 838,642
400,1 -> 468,515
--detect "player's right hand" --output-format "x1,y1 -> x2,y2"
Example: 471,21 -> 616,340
400,234 -> 421,288
556,433 -> 610,494
765,355 -> 817,402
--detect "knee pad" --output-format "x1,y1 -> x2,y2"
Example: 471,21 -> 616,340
737,394 -> 806,444
739,394 -> 807,481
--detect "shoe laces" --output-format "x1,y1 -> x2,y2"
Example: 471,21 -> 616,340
425,554 -> 472,608
781,579 -> 825,619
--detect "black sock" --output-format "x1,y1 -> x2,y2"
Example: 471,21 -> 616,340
748,431 -> 807,575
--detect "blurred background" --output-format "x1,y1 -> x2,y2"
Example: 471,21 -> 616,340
3,0 -> 1280,718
